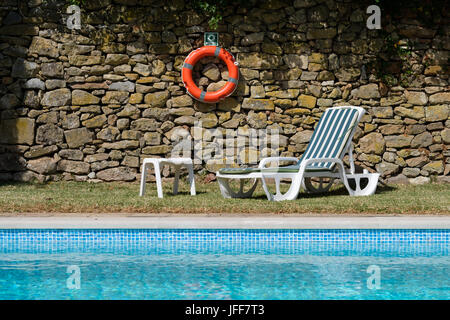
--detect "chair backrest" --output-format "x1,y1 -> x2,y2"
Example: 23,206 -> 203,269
297,106 -> 365,170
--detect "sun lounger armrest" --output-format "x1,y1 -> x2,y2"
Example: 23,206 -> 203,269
258,157 -> 299,168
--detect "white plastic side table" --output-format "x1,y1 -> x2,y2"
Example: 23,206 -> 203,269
139,158 -> 196,198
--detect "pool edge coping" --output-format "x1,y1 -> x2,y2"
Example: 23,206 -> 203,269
0,216 -> 450,229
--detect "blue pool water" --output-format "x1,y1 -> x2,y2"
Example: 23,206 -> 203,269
0,229 -> 449,300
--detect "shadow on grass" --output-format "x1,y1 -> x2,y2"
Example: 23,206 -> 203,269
247,183 -> 397,200
164,190 -> 209,197
0,181 -> 44,188
0,180 -> 397,200
301,184 -> 396,198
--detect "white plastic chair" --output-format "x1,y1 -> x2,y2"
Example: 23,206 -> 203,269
139,158 -> 196,198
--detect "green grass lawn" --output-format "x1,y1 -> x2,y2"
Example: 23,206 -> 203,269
0,179 -> 449,214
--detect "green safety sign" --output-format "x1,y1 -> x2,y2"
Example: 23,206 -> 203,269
204,32 -> 218,46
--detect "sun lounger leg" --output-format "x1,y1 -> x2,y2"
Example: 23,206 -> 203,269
218,177 -> 258,198
304,177 -> 335,193
340,169 -> 380,196
261,173 -> 303,201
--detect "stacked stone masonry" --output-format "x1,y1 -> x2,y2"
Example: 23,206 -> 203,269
0,0 -> 448,184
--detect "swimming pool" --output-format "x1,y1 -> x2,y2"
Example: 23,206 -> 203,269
0,229 -> 448,300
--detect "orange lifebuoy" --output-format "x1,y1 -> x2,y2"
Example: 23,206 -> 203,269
182,46 -> 239,103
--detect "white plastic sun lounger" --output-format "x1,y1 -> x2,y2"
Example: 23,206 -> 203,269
216,106 -> 380,201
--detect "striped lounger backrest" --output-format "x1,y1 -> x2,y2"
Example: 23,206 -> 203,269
298,106 -> 363,171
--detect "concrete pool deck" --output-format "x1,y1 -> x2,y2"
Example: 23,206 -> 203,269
0,215 -> 449,229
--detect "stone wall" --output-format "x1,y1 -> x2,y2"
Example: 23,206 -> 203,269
0,0 -> 449,184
